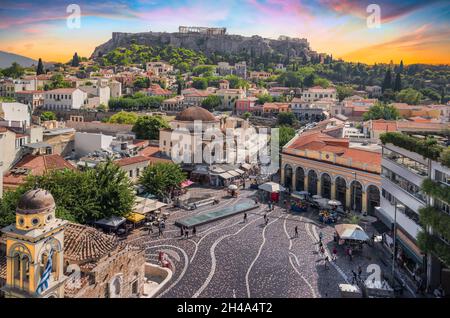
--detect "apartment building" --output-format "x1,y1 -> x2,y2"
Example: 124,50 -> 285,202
376,133 -> 450,293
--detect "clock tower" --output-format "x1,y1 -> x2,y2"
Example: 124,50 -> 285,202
1,189 -> 67,298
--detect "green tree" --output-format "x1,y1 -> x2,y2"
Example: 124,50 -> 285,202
396,88 -> 423,105
277,112 -> 297,126
201,95 -> 222,111
336,85 -> 354,101
36,58 -> 45,75
192,77 -> 208,90
133,76 -> 150,89
132,115 -> 169,140
2,62 -> 25,78
40,111 -> 57,121
0,162 -> 135,226
256,94 -> 273,105
363,101 -> 400,121
278,126 -> 296,149
108,111 -> 139,124
71,52 -> 80,67
139,163 -> 187,200
243,112 -> 252,120
225,75 -> 249,89
97,103 -> 108,112
303,74 -> 316,87
393,73 -> 402,92
44,74 -> 72,90
382,68 -> 392,92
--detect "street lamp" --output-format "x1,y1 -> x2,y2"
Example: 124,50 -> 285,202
392,201 -> 405,285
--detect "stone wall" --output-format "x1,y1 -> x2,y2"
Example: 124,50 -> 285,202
66,121 -> 133,136
70,247 -> 146,298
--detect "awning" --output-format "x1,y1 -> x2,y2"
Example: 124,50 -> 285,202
219,172 -> 234,179
396,229 -> 424,264
228,170 -> 240,177
23,142 -> 52,149
126,212 -> 146,223
335,224 -> 369,241
134,197 -> 167,214
235,169 -> 245,175
241,163 -> 252,170
95,216 -> 126,228
258,182 -> 285,193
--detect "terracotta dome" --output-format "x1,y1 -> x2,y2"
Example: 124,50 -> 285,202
175,106 -> 217,122
17,189 -> 55,214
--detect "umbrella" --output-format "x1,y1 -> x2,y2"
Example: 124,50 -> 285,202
181,180 -> 194,188
334,224 -> 370,241
312,195 -> 322,201
297,191 -> 309,195
258,182 -> 285,193
228,184 -> 238,190
328,200 -> 342,206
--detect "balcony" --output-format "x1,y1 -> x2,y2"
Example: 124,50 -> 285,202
382,177 -> 425,213
378,197 -> 422,239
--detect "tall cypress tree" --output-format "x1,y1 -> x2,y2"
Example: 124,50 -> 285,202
36,58 -> 44,75
71,52 -> 80,67
382,69 -> 392,92
394,73 -> 402,92
399,60 -> 404,73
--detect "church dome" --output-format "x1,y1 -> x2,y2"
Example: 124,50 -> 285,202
175,106 -> 217,122
17,189 -> 56,214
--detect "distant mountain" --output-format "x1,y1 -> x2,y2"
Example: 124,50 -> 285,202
0,51 -> 37,68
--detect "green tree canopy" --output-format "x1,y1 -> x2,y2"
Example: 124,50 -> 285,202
192,77 -> 208,90
0,160 -> 135,226
363,101 -> 400,121
40,111 -> 56,121
108,111 -> 139,124
277,112 -> 297,126
396,88 -> 423,105
132,115 -> 169,140
2,62 -> 25,78
139,163 -> 187,200
201,95 -> 222,111
278,126 -> 296,149
256,94 -> 273,105
336,85 -> 354,101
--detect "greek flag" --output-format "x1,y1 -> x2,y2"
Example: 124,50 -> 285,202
36,249 -> 54,295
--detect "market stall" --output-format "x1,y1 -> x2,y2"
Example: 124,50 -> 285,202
258,182 -> 285,203
335,224 -> 370,250
290,191 -> 309,212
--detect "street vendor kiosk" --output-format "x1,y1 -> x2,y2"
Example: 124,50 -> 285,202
290,191 -> 308,212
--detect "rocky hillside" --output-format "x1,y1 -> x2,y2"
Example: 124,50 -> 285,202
91,31 -> 319,63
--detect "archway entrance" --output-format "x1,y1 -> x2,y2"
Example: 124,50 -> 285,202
308,170 -> 318,195
284,165 -> 293,190
350,180 -> 363,212
321,173 -> 332,199
335,177 -> 347,207
367,185 -> 380,215
295,167 -> 305,191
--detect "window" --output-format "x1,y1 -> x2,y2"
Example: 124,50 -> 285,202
383,148 -> 428,176
435,170 -> 450,185
382,167 -> 426,202
129,170 -> 133,178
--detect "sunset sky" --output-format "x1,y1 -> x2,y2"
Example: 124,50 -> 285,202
0,0 -> 449,65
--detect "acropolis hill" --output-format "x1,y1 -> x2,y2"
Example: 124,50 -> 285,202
91,26 -> 319,61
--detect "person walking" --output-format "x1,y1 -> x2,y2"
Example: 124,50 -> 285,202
351,270 -> 358,285
319,231 -> 323,243
333,232 -> 338,243
158,225 -> 163,237
320,245 -> 325,256
294,226 -> 298,238
348,247 -> 353,261
265,217 -> 269,226
148,223 -> 153,235
185,229 -> 189,239
193,226 -> 197,236
264,213 -> 267,222
243,213 -> 248,223
332,246 -> 337,261
180,226 -> 184,237
358,265 -> 362,280
324,256 -> 329,269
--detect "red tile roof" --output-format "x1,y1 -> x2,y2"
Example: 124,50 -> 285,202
3,154 -> 75,188
139,146 -> 172,164
286,131 -> 381,167
371,120 -> 398,132
115,156 -> 150,167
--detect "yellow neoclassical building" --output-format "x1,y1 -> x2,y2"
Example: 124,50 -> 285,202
1,189 -> 68,298
281,130 -> 382,214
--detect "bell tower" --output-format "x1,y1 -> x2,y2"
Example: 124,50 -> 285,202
1,189 -> 68,298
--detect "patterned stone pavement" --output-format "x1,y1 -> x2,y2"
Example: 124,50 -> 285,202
126,187 -> 413,298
